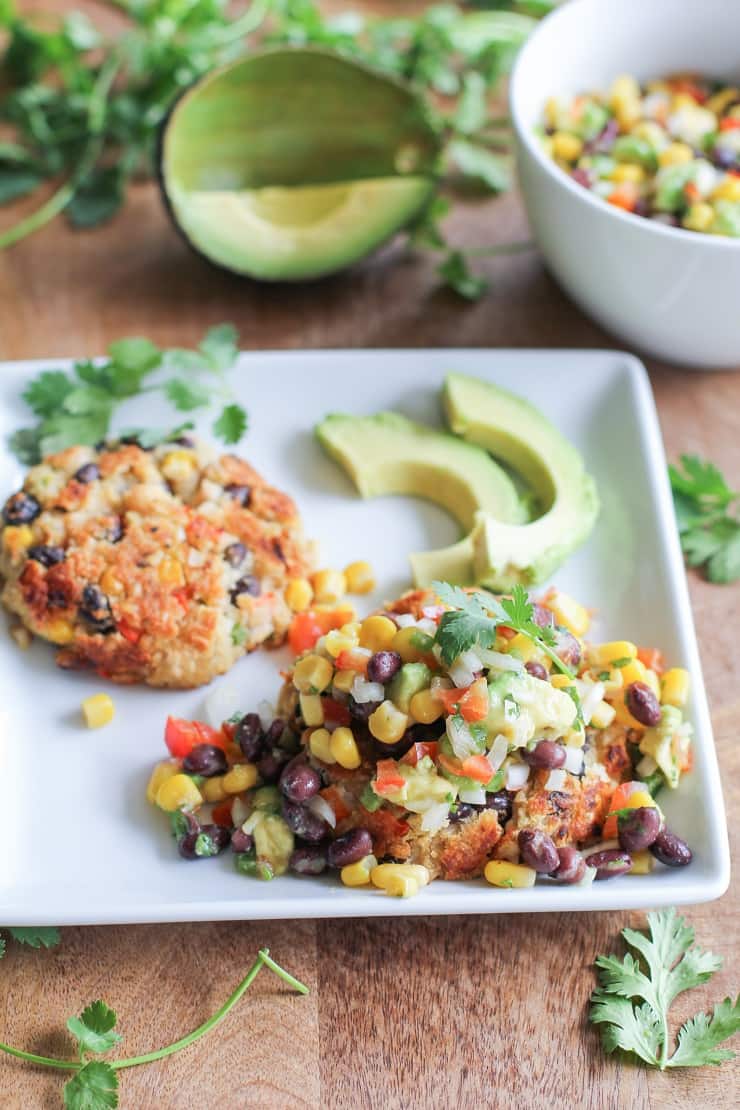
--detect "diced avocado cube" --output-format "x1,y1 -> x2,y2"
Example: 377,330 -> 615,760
388,662 -> 432,712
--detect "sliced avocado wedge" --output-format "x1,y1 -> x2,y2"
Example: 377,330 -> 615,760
316,412 -> 526,543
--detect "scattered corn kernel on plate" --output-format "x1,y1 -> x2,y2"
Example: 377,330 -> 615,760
0,349 -> 729,924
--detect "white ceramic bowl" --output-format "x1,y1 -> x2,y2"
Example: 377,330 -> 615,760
510,0 -> 740,368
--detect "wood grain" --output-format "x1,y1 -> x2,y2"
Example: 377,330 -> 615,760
0,3 -> 738,1106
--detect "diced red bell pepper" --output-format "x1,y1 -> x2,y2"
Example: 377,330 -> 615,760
211,800 -> 233,828
458,677 -> 489,722
461,754 -> 494,783
372,759 -> 407,796
437,753 -> 466,778
636,647 -> 665,675
117,619 -> 141,645
335,649 -> 369,674
164,716 -> 227,759
319,785 -> 352,822
720,117 -> 740,131
288,611 -> 327,654
401,741 -> 438,766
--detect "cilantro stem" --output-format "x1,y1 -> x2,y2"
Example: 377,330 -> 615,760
0,1043 -> 79,1072
465,240 -> 534,257
258,948 -> 310,994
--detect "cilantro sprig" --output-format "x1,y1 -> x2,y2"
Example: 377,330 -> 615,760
590,908 -> 740,1069
10,322 -> 247,464
0,0 -> 549,298
669,454 -> 739,584
0,925 -> 60,959
0,948 -> 307,1109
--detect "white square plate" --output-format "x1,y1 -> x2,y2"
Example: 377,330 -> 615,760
0,349 -> 729,924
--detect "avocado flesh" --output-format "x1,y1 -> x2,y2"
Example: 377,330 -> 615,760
316,412 -> 526,535
427,373 -> 599,591
166,177 -> 434,281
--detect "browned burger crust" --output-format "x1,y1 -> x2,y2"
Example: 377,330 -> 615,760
0,439 -> 315,687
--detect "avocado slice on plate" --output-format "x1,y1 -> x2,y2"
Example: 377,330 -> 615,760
413,373 -> 599,591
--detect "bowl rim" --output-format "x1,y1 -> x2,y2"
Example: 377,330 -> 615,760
509,0 -> 740,252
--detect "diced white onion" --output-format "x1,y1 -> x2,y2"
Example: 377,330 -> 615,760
231,797 -> 249,827
636,754 -> 658,776
351,676 -> 385,704
488,733 -> 509,771
420,802 -> 452,833
582,838 -> 619,858
203,682 -> 244,728
448,650 -> 480,688
576,865 -> 597,887
459,785 -> 487,805
477,648 -> 525,674
563,746 -> 584,776
421,605 -> 444,621
430,675 -> 452,694
505,761 -> 530,790
415,618 -> 437,636
258,700 -> 276,730
580,681 -> 605,726
395,613 -> 416,628
545,768 -> 567,792
446,714 -> 479,760
307,794 -> 336,828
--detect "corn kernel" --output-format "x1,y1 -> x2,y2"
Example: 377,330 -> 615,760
610,74 -> 641,104
156,773 -> 203,812
623,790 -> 656,810
358,615 -> 397,653
614,97 -> 642,130
341,854 -> 377,887
160,450 -> 196,484
299,693 -> 325,727
371,863 -> 430,893
146,759 -> 180,804
2,524 -> 33,557
100,567 -> 124,596
610,162 -> 646,184
611,695 -> 644,729
81,692 -> 114,729
202,776 -> 228,803
344,560 -> 375,595
712,177 -> 740,203
643,669 -> 661,699
293,654 -> 334,694
285,577 -> 313,612
484,860 -> 537,889
158,556 -> 185,588
368,700 -> 409,745
707,87 -> 740,114
620,658 -> 647,686
391,625 -> 428,663
551,131 -> 583,162
330,726 -> 361,770
543,591 -> 590,637
549,673 -> 573,689
324,629 -> 358,658
332,669 -> 356,695
222,763 -> 258,794
46,618 -> 74,645
590,641 -> 638,666
661,667 -> 690,708
544,96 -> 561,128
507,632 -> 542,664
309,727 -> 336,764
340,621 -> 361,638
311,569 -> 347,605
630,850 -> 655,875
590,700 -> 616,729
683,202 -> 715,231
409,688 -> 444,725
659,142 -> 693,166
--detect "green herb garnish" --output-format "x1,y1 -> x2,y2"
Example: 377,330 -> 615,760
610,657 -> 632,669
590,908 -> 740,1070
0,925 -> 60,959
669,455 -> 739,584
0,948 -> 307,1107
9,323 -> 247,464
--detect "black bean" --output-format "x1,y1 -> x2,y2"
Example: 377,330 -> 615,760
367,651 -> 402,684
257,747 -> 291,783
236,712 -> 264,761
223,542 -> 247,568
78,584 -> 115,633
405,722 -> 445,744
369,733 -> 414,760
525,661 -> 548,681
449,803 -> 475,824
279,761 -> 321,803
73,462 -> 100,484
231,828 -> 254,853
554,627 -> 582,669
178,824 -> 229,860
27,544 -> 65,567
265,718 -> 287,747
47,588 -> 69,608
626,682 -> 662,727
518,829 -> 559,872
327,828 -> 373,868
532,603 -> 555,629
290,846 -> 327,875
108,517 -> 124,543
282,800 -> 328,843
349,697 -> 382,721
618,807 -> 662,852
171,434 -> 195,448
182,743 -> 228,778
225,483 -> 251,507
484,791 -> 513,824
650,828 -> 692,868
3,491 -> 40,525
588,848 -> 633,880
523,740 -> 566,770
230,575 -> 260,603
551,845 -> 586,884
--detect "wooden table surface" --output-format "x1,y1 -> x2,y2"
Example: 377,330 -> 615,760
1,4 -> 739,1106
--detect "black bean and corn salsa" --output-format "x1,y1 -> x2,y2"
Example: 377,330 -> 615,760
539,72 -> 740,235
147,579 -> 694,896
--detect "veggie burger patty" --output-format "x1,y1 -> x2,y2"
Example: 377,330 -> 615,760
0,439 -> 315,686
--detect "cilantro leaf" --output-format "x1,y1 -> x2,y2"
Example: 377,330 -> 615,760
199,323 -> 239,371
590,908 -> 739,1070
22,371 -> 75,417
67,1001 -> 122,1056
164,378 -> 211,412
66,166 -> 124,229
0,936 -> 5,959
669,455 -> 739,585
669,455 -> 735,508
7,925 -> 60,949
213,403 -> 247,445
63,1060 -> 118,1110
447,138 -> 511,194
437,250 -> 489,300
107,337 -> 161,377
432,580 -> 498,664
706,526 -> 740,584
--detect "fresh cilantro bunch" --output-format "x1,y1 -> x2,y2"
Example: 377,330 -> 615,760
10,322 -> 247,464
0,925 -> 60,959
0,948 -> 307,1109
590,908 -> 740,1069
669,455 -> 739,585
0,0 -> 551,298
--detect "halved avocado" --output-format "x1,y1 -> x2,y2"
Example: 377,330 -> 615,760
159,47 -> 441,281
411,374 -> 599,590
316,412 -> 526,552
